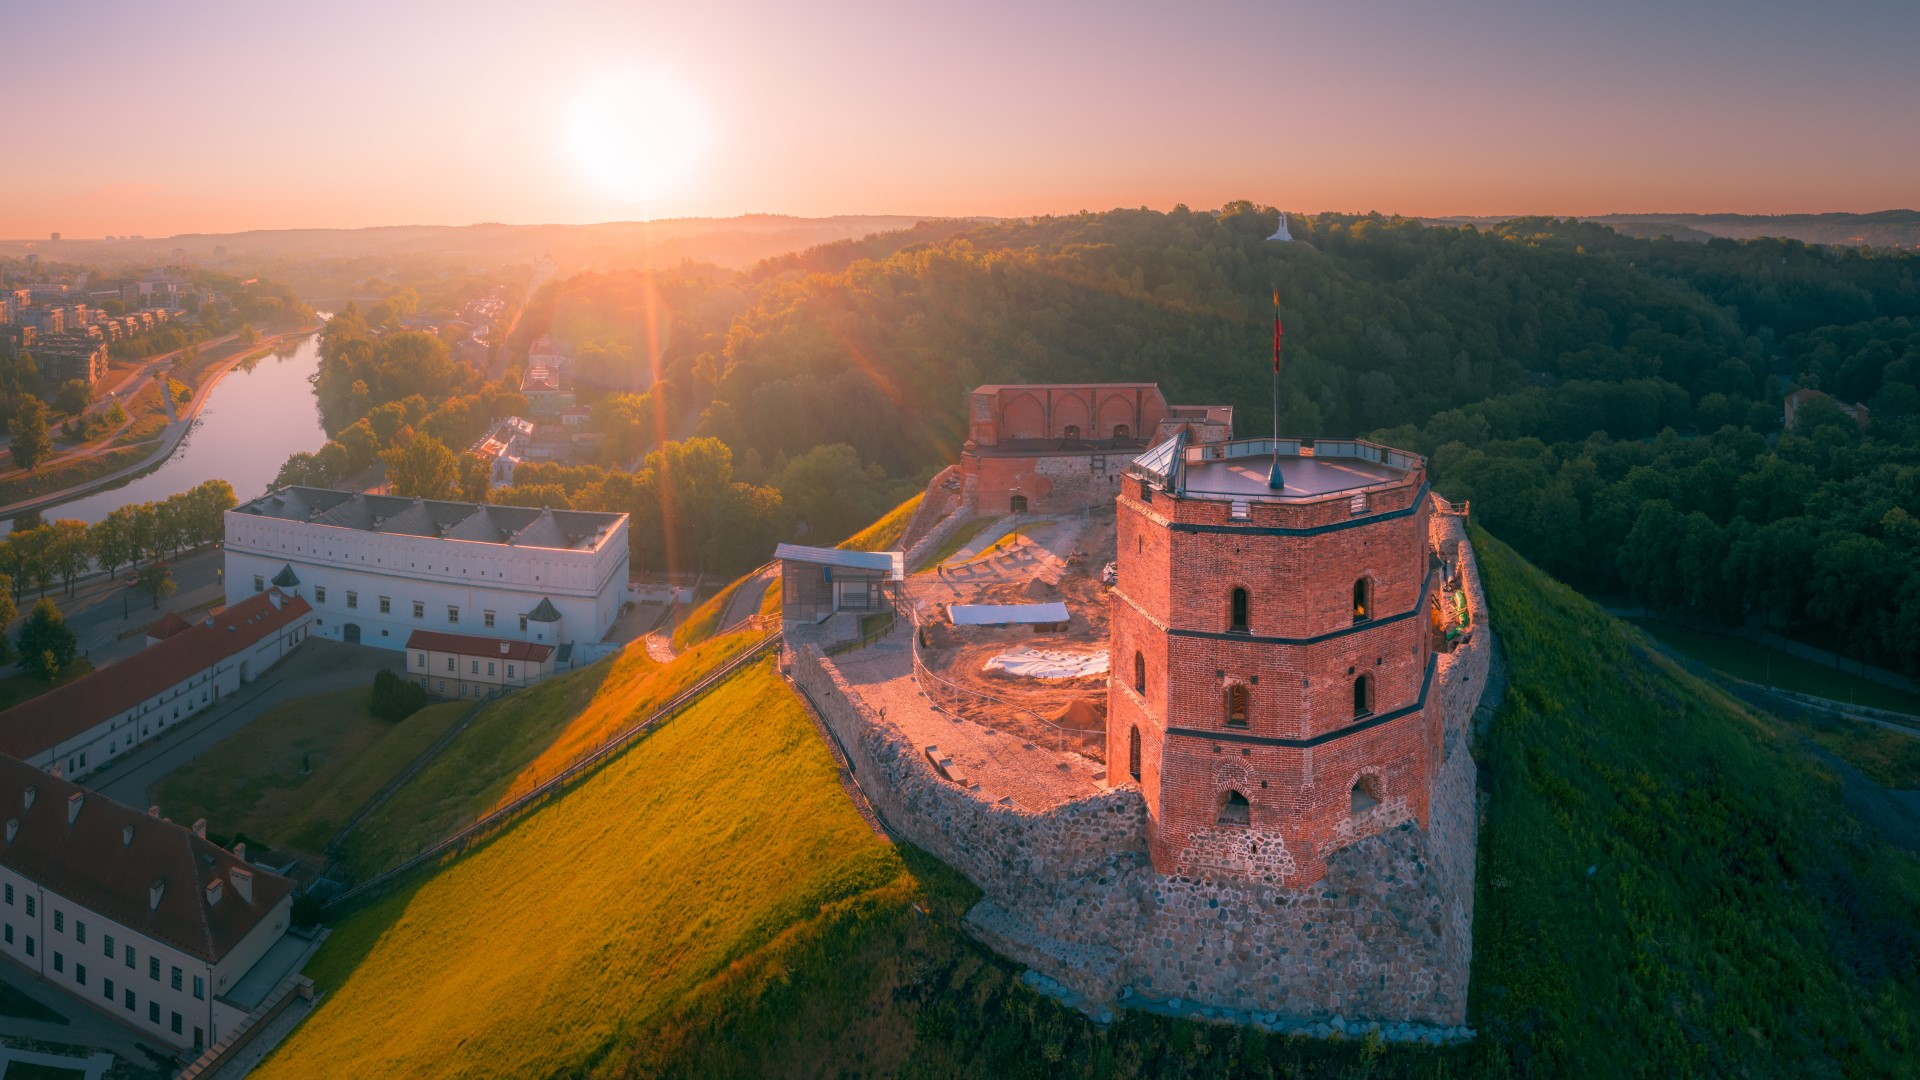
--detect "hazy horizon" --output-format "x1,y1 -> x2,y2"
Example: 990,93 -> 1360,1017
5,0 -> 1917,238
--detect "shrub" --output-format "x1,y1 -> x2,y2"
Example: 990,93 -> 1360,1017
368,668 -> 430,721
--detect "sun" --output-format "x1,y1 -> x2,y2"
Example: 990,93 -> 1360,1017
563,67 -> 712,205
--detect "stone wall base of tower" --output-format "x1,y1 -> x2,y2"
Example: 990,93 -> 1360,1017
785,506 -> 1491,1036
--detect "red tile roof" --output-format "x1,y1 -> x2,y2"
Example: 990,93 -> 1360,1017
404,630 -> 554,663
0,589 -> 313,762
146,611 -> 192,641
0,753 -> 295,963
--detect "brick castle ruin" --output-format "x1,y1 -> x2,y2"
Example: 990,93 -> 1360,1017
786,383 -> 1492,1040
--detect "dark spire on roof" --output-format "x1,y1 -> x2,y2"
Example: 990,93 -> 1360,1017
527,598 -> 562,622
271,564 -> 300,588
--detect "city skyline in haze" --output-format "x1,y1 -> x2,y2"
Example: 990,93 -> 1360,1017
4,0 -> 1917,239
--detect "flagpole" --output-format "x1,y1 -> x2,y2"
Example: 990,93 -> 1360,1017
1268,289 -> 1284,491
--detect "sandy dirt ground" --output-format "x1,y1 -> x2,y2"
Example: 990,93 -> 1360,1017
905,512 -> 1117,761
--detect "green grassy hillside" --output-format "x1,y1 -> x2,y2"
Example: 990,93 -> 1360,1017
330,626 -> 765,881
258,657 -> 904,1078
272,531 -> 1920,1078
154,689 -> 466,859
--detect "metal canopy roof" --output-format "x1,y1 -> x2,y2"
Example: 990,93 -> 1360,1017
948,601 -> 1071,625
774,544 -> 905,580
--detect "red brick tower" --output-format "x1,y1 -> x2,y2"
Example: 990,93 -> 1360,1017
1107,436 -> 1441,886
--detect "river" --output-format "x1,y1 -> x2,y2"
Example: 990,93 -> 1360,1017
9,333 -> 327,529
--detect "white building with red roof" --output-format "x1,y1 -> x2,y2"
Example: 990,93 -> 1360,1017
0,754 -> 297,1051
405,629 -> 557,699
0,589 -> 313,783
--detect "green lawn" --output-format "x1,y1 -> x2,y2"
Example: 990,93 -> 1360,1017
153,689 -> 466,859
1629,617 -> 1920,715
330,627 -> 765,881
256,657 -> 903,1079
839,492 -> 921,551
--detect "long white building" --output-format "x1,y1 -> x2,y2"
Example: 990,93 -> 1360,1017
0,589 -> 313,783
0,754 -> 296,1052
225,488 -> 630,656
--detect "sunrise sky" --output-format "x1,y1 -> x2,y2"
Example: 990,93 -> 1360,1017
6,0 -> 1917,238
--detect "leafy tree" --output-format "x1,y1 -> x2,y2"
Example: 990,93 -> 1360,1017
48,520 -> 91,596
9,397 -> 52,471
53,379 -> 91,416
774,443 -> 892,545
368,668 -> 430,720
90,511 -> 134,582
134,562 -> 177,611
382,431 -> 460,500
17,599 -> 75,679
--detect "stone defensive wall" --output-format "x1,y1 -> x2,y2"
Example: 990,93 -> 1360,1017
786,495 -> 1493,1037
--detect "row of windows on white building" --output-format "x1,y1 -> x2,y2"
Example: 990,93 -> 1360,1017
3,882 -> 210,1047
251,577 -> 534,632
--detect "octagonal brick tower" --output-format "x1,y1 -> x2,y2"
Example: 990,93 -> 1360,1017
1107,435 -> 1441,886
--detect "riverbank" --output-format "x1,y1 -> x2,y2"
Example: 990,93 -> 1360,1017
0,326 -> 319,523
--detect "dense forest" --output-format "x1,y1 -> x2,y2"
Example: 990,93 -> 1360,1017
292,206 -> 1920,672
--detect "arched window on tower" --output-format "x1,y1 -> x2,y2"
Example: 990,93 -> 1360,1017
1133,651 -> 1146,695
1353,578 -> 1372,623
1217,790 -> 1251,826
1063,424 -> 1081,441
1353,673 -> 1374,719
1128,726 -> 1141,781
1229,587 -> 1250,633
1225,684 -> 1249,728
1351,774 -> 1382,815
1113,423 -> 1131,441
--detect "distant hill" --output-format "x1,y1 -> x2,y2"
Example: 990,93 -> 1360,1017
1430,209 -> 1920,248
0,214 -> 943,290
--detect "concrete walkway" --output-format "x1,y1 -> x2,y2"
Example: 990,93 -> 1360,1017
719,564 -> 778,631
944,515 -> 1018,565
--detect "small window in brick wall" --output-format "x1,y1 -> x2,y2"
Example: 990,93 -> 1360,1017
1353,674 -> 1374,719
1128,726 -> 1141,782
1133,652 -> 1146,695
1229,588 -> 1249,633
1351,774 -> 1382,816
1225,684 -> 1249,728
1217,790 -> 1251,827
1353,578 -> 1372,623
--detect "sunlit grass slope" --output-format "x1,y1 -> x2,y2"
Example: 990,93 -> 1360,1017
331,626 -> 764,880
154,689 -> 465,857
839,491 -> 920,551
258,657 -> 903,1079
634,531 -> 1920,1078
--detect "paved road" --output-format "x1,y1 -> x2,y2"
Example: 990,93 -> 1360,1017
88,640 -> 401,809
35,546 -> 228,671
720,564 -> 778,631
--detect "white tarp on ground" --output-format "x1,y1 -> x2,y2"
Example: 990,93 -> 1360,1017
948,601 -> 1070,625
984,648 -> 1110,679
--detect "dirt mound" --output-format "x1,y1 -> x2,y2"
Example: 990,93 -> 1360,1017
1022,575 -> 1056,599
1049,697 -> 1107,730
